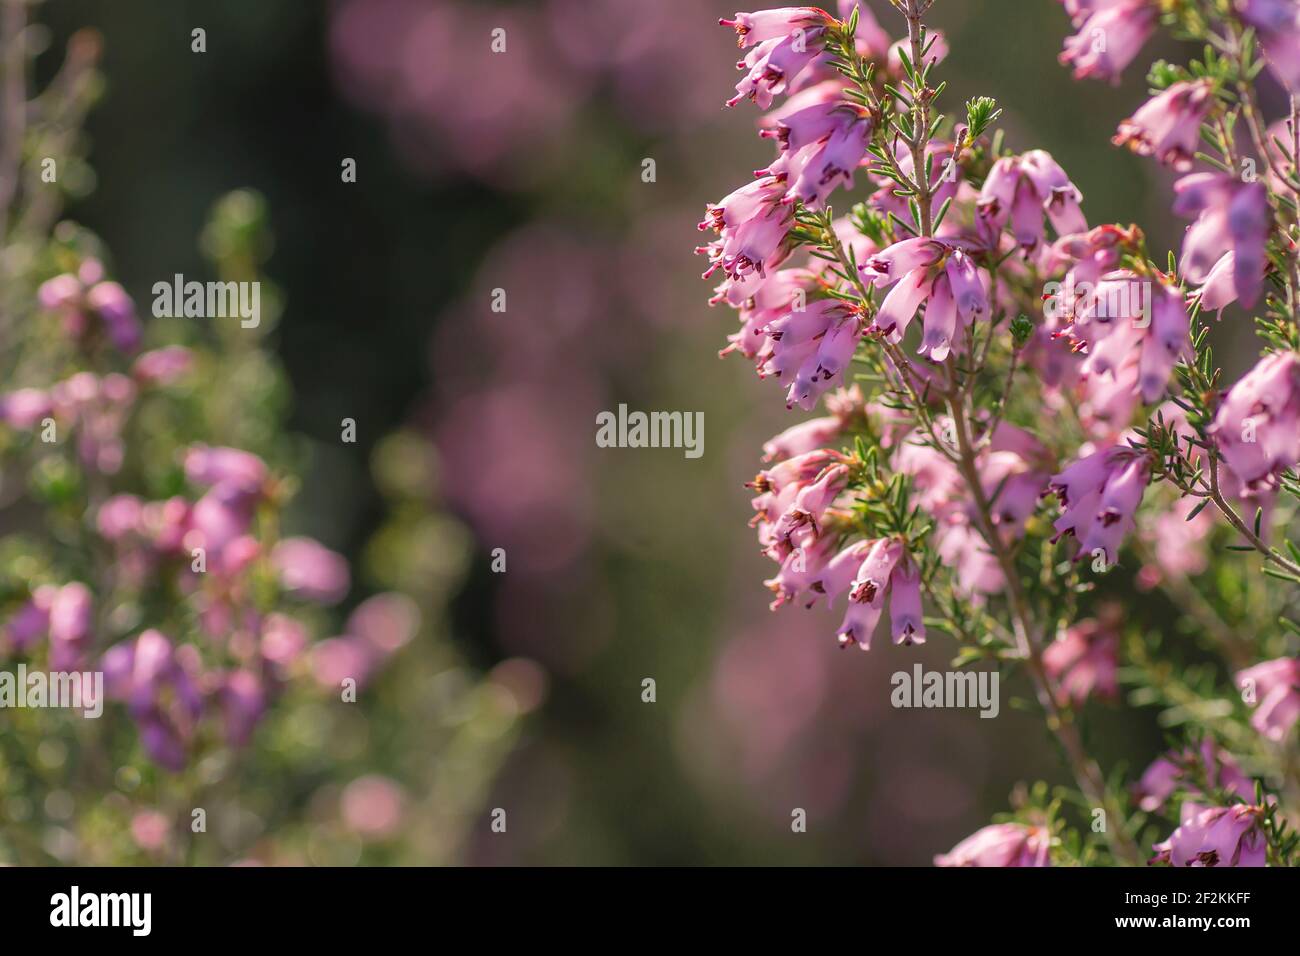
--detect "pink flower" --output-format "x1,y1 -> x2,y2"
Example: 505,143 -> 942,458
835,1 -> 892,54
1151,803 -> 1267,867
720,7 -> 836,50
935,822 -> 1051,866
187,484 -> 260,565
1141,279 -> 1194,402
750,449 -> 848,553
106,630 -> 204,772
723,10 -> 835,109
756,298 -> 866,409
723,276 -> 811,356
271,537 -> 350,605
217,669 -> 266,747
887,31 -> 948,74
340,775 -> 406,840
1235,657 -> 1300,742
181,444 -> 272,579
312,636 -> 377,690
96,494 -> 144,542
0,388 -> 53,429
86,282 -> 139,351
861,236 -> 947,287
1112,81 -> 1215,171
978,150 -> 1087,253
1048,443 -> 1151,566
1237,0 -> 1300,90
1191,251 -> 1241,318
861,238 -> 989,361
1265,117 -> 1299,196
142,496 -> 190,554
769,462 -> 852,556
37,272 -> 80,310
836,537 -> 903,649
749,444 -> 926,647
1058,0 -> 1158,83
1048,224 -> 1134,304
131,346 -> 194,385
762,415 -> 844,462
1173,172 -> 1271,309
1209,351 -> 1300,489
759,88 -> 874,209
37,372 -> 137,474
260,613 -> 308,676
1135,740 -> 1254,813
36,259 -> 141,353
347,592 -> 420,656
891,422 -> 1049,603
888,558 -> 926,645
717,268 -> 818,360
914,271 -> 961,362
981,450 -> 1051,535
184,444 -> 269,496
4,586 -> 55,653
130,810 -> 171,852
311,593 -> 419,691
1058,273 -> 1190,403
1140,495 -> 1213,581
48,582 -> 93,670
697,176 -> 798,285
1042,618 -> 1119,705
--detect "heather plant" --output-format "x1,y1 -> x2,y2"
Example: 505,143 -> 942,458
699,0 -> 1300,865
0,15 -> 523,865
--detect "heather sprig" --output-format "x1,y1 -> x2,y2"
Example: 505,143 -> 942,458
0,8 -> 520,865
701,0 -> 1300,865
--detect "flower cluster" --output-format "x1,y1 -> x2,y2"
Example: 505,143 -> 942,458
0,252 -> 420,779
700,1 -> 1300,866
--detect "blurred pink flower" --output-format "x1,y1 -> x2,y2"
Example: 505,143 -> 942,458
1237,0 -> 1300,90
935,822 -> 1051,866
48,582 -> 93,670
1042,618 -> 1119,705
1049,442 -> 1151,566
131,346 -> 194,385
130,810 -> 171,852
0,387 -> 53,429
341,775 -> 405,839
37,258 -> 141,353
3,585 -> 56,654
331,0 -> 582,187
977,150 -> 1087,253
1135,739 -> 1254,813
1236,657 -> 1300,742
1058,0 -> 1157,83
1113,80 -> 1215,171
311,593 -> 419,690
1209,351 -> 1300,490
103,630 -> 204,771
260,613 -> 308,675
272,537 -> 350,605
1173,172 -> 1270,310
217,669 -> 267,747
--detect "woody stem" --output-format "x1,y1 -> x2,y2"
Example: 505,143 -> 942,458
946,395 -> 1142,865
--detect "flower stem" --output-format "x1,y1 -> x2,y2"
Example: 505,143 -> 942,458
946,395 -> 1143,864
1205,452 -> 1300,577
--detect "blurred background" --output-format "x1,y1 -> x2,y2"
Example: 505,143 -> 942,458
30,0 -> 1267,864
